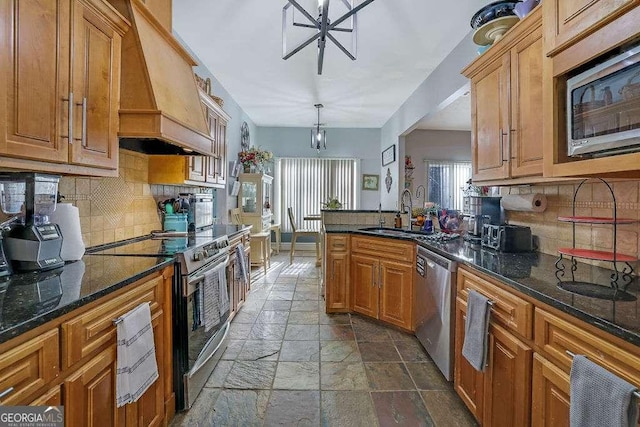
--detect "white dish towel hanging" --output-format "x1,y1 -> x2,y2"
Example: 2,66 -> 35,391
115,302 -> 158,407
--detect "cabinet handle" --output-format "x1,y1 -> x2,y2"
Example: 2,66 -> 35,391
0,386 -> 14,400
81,97 -> 87,147
499,128 -> 508,163
378,264 -> 382,288
61,92 -> 74,142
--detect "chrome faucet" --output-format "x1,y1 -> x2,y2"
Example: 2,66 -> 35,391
378,203 -> 386,228
401,189 -> 412,231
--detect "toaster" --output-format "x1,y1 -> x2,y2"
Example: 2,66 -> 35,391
482,224 -> 533,252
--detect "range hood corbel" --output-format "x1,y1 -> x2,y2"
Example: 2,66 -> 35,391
110,0 -> 213,155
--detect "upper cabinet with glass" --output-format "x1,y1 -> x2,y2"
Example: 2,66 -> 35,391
237,173 -> 273,232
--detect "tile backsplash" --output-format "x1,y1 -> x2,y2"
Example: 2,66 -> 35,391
59,149 -> 209,248
503,180 -> 640,268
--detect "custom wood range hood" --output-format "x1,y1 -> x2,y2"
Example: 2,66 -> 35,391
108,0 -> 213,155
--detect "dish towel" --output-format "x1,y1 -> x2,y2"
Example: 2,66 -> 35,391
115,302 -> 158,407
200,262 -> 229,333
236,243 -> 248,286
570,354 -> 639,427
461,290 -> 492,371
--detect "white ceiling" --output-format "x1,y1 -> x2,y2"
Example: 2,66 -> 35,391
414,93 -> 471,131
173,0 -> 485,129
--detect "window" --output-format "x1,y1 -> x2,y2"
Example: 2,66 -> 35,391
424,160 -> 472,211
277,158 -> 358,232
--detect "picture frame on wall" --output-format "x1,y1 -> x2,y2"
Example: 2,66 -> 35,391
230,180 -> 240,196
230,160 -> 242,178
382,144 -> 396,166
362,174 -> 379,191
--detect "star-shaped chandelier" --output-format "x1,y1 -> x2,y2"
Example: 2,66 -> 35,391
282,0 -> 376,75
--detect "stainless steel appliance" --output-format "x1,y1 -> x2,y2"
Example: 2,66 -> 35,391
481,224 -> 533,252
182,193 -> 214,231
414,245 -> 457,381
567,43 -> 640,157
461,196 -> 502,241
0,173 -> 64,271
86,229 -> 232,410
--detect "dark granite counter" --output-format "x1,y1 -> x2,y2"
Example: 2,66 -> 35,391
0,255 -> 173,344
324,225 -> 640,347
0,224 -> 251,345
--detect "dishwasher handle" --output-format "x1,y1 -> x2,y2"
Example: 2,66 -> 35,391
417,246 -> 456,272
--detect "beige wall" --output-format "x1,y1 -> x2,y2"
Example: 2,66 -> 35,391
58,150 -> 203,248
504,180 -> 639,268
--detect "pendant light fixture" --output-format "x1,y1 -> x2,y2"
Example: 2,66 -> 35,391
311,104 -> 327,152
282,0 -> 376,75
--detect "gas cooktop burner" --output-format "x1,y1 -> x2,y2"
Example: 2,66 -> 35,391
415,232 -> 461,242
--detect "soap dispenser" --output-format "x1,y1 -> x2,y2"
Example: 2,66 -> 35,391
394,212 -> 402,229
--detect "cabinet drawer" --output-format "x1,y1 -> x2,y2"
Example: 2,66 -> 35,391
351,236 -> 413,262
61,274 -> 164,369
0,329 -> 59,405
327,235 -> 349,251
457,267 -> 533,339
534,307 -> 640,386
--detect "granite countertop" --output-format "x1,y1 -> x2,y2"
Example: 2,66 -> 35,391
325,225 -> 640,347
0,224 -> 251,345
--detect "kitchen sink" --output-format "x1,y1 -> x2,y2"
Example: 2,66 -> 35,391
360,227 -> 416,237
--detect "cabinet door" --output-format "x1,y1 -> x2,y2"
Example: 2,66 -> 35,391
471,54 -> 510,181
29,385 -> 62,406
510,24 -> 544,178
325,250 -> 349,312
226,253 -> 238,318
0,0 -> 70,163
543,0 -> 636,55
216,119 -> 227,186
126,311 -> 165,427
188,156 -> 206,182
70,0 -> 120,169
454,297 -> 483,422
350,254 -> 378,319
64,346 -> 126,427
483,323 -> 533,427
378,259 -> 413,330
205,110 -> 218,183
531,353 -> 570,427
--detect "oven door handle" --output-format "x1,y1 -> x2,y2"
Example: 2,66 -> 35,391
188,254 -> 230,285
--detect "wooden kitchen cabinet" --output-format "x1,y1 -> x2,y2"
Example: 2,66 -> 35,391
227,230 -> 251,319
0,0 -> 128,176
531,353 -> 571,427
350,236 -> 414,330
463,6 -> 544,184
325,235 -> 350,312
148,89 -> 229,188
454,268 -> 533,426
543,0 -> 637,56
0,329 -> 59,405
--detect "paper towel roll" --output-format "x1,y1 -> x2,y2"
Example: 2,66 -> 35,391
49,203 -> 85,261
501,194 -> 547,212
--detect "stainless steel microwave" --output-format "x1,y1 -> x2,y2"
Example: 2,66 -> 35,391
567,43 -> 640,157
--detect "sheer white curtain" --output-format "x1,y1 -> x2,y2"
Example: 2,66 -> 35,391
277,158 -> 358,232
424,160 -> 471,211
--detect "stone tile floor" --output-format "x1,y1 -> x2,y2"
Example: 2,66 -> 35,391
171,253 -> 477,426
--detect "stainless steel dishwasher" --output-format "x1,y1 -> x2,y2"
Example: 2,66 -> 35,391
414,245 -> 457,381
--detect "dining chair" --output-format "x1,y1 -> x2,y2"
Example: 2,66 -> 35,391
287,207 -> 320,264
230,208 -> 242,225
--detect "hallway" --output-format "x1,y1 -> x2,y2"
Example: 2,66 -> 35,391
171,253 -> 477,426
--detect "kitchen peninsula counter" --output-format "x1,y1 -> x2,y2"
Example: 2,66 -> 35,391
324,225 -> 640,347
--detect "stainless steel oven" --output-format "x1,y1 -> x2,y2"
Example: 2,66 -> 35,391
173,235 -> 230,410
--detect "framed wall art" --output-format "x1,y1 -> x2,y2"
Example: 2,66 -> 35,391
382,144 -> 396,166
362,174 -> 379,191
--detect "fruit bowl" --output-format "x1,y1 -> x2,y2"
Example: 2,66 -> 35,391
470,1 -> 518,29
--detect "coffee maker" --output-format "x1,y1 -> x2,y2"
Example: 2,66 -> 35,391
0,173 -> 64,271
461,196 -> 502,241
